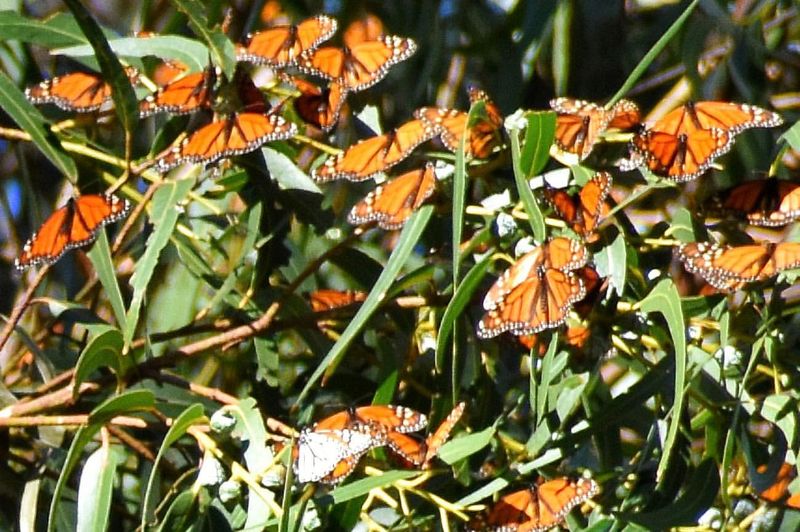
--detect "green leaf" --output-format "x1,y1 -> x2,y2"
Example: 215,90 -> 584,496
435,254 -> 492,370
0,10 -> 89,47
551,1 -> 571,96
510,116 -> 547,241
639,279 -> 687,482
86,230 -> 127,329
61,0 -> 139,133
331,470 -> 419,503
77,445 -> 124,532
594,233 -> 627,297
451,99 -> 471,286
170,0 -> 236,79
437,426 -> 495,465
72,326 -> 127,399
142,404 -> 205,530
619,459 -> 719,528
0,70 -> 77,180
519,111 -> 557,178
762,394 -> 798,448
297,206 -> 433,402
124,179 -> 194,349
263,147 -> 321,193
54,35 -> 208,71
779,120 -> 800,151
49,390 -> 154,531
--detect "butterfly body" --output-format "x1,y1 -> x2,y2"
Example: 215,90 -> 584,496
16,194 -> 131,270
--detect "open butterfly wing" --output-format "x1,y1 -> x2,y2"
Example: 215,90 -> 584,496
155,112 -> 296,171
313,119 -> 434,182
237,15 -> 338,67
343,14 -> 385,48
26,72 -> 111,112
16,194 -> 131,270
140,68 -> 216,117
676,242 -> 772,291
608,99 -> 641,129
707,179 -> 800,227
348,163 -> 436,230
629,127 -> 731,182
689,101 -> 783,132
550,98 -> 611,160
386,432 -> 426,467
523,477 -> 599,531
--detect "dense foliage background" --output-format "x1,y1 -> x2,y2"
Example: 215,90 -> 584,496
2,0 -> 800,530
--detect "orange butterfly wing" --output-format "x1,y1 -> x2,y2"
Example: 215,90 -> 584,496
676,241 -> 800,291
26,72 -> 111,112
155,111 -> 297,171
312,119 -> 435,182
386,432 -> 427,467
314,405 -> 427,434
478,238 -> 588,338
140,68 -> 216,117
627,101 -> 781,182
299,36 -> 417,92
237,15 -> 338,67
292,78 -> 347,131
343,14 -> 385,48
309,289 -> 366,312
415,89 -> 503,158
706,178 -> 800,227
519,477 -> 599,531
423,401 -> 465,466
16,194 -> 131,270
545,171 -> 612,239
550,98 -> 612,160
348,163 -> 436,230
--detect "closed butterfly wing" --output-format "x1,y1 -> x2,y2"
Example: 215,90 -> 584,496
299,35 -> 417,92
545,171 -> 612,239
386,432 -> 426,467
292,78 -> 347,131
16,194 -> 131,270
423,401 -> 465,466
309,289 -> 367,312
312,119 -> 435,182
155,111 -> 296,172
348,163 -> 436,230
27,71 -> 112,112
237,15 -> 338,67
705,178 -> 800,227
317,453 -> 364,484
608,98 -> 641,129
676,241 -> 800,291
140,67 -> 217,117
550,98 -> 613,160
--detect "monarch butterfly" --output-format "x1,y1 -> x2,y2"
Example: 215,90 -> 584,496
550,98 -> 640,161
298,35 -> 417,92
309,289 -> 367,312
348,163 -> 436,230
414,88 -> 504,159
15,194 -> 131,271
313,405 -> 428,435
26,67 -> 138,112
624,101 -> 783,182
154,110 -> 297,171
544,171 -> 612,241
386,402 -> 466,468
343,13 -> 385,48
478,238 -> 588,339
312,119 -> 436,182
675,241 -> 800,291
290,77 -> 348,131
292,428 -> 377,483
466,477 -> 599,531
139,66 -> 217,117
704,178 -> 800,227
236,15 -> 338,68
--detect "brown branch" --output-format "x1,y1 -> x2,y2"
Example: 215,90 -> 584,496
0,413 -> 146,428
0,381 -> 100,418
0,266 -> 51,354
107,425 -> 156,462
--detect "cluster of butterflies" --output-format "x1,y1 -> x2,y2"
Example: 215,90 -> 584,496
290,403 -> 464,484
